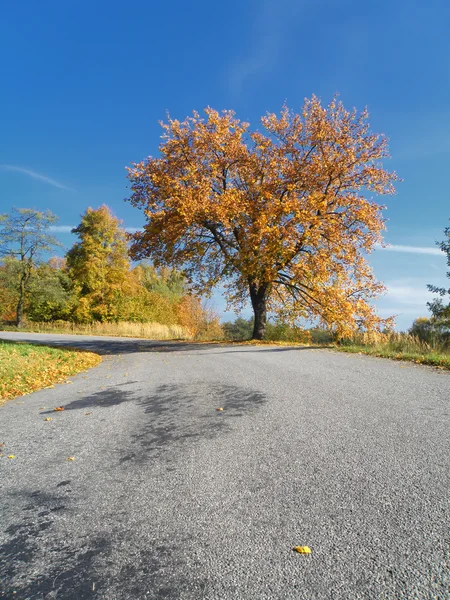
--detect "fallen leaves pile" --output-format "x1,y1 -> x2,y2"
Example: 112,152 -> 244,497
0,340 -> 101,402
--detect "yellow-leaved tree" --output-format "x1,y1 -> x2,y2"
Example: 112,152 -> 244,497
126,96 -> 399,340
66,205 -> 134,322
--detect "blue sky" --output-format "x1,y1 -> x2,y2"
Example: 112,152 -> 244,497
1,0 -> 449,330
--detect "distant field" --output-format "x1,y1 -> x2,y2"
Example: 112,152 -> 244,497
0,340 -> 101,402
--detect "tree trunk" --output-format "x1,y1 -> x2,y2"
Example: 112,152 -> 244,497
249,282 -> 268,340
16,270 -> 28,328
16,283 -> 25,328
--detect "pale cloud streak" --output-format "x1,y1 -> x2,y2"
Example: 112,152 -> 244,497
0,164 -> 73,191
384,283 -> 436,306
375,243 -> 443,256
49,226 -> 141,234
229,0 -> 308,94
49,226 -> 74,233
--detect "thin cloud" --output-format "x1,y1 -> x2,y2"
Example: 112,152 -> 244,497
229,0 -> 308,94
0,165 -> 73,191
375,243 -> 443,256
49,226 -> 74,233
49,225 -> 141,234
377,307 -> 429,317
384,283 -> 436,306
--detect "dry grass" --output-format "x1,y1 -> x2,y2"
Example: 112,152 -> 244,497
337,331 -> 450,370
3,320 -> 192,340
0,340 -> 102,402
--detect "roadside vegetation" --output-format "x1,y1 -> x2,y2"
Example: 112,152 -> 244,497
221,320 -> 450,369
0,340 -> 101,402
0,206 -> 222,341
336,331 -> 450,370
0,320 -> 189,340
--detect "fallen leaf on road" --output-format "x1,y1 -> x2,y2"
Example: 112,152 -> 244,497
53,407 -> 65,411
216,407 -> 224,411
7,455 -> 15,459
67,456 -> 75,461
44,417 -> 53,421
65,380 -> 74,384
293,546 -> 311,554
85,412 -> 92,415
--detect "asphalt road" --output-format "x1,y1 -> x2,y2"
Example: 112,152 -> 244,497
0,332 -> 449,600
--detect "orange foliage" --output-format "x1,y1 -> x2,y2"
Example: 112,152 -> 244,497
126,96 -> 399,338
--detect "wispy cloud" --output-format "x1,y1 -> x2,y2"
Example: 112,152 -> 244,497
377,306 -> 429,317
229,0 -> 308,94
49,225 -> 141,234
0,165 -> 73,191
384,283 -> 436,306
375,243 -> 443,256
49,226 -> 74,233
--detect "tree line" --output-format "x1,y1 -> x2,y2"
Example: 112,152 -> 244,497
0,205 -> 219,337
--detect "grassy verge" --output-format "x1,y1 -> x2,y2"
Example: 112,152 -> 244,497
0,340 -> 102,403
336,344 -> 450,369
335,332 -> 450,370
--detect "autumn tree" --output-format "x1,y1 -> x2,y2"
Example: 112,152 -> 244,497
133,262 -> 186,300
0,208 -> 61,327
126,97 -> 398,339
66,205 -> 133,322
427,220 -> 450,337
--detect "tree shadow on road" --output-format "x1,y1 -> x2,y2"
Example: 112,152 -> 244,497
39,387 -> 138,414
128,382 -> 267,464
0,485 -> 200,599
0,486 -> 110,599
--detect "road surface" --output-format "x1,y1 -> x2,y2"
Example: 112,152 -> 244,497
0,332 -> 449,599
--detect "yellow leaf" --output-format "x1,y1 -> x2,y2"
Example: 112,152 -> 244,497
7,455 -> 15,459
44,417 -> 52,421
53,406 -> 65,411
216,407 -> 224,411
67,456 -> 75,461
292,546 -> 311,554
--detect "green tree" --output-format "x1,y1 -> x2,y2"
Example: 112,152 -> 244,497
427,221 -> 450,337
409,317 -> 435,342
222,317 -> 253,340
0,208 -> 61,327
27,258 -> 75,322
66,205 -> 132,322
133,262 -> 186,300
